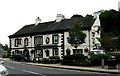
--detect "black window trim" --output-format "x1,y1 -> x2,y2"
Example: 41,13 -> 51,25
34,36 -> 43,45
52,34 -> 59,44
53,48 -> 59,56
15,38 -> 22,47
24,38 -> 29,46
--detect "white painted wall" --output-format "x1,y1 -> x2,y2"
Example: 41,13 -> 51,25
91,13 -> 101,48
10,13 -> 101,58
64,30 -> 90,56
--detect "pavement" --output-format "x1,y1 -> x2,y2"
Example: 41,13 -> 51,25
1,58 -> 120,74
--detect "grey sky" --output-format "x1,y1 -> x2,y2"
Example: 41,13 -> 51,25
0,0 -> 119,45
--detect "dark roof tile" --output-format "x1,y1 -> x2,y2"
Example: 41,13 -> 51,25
9,15 -> 95,38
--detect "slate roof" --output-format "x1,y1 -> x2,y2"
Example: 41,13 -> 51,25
9,15 -> 95,38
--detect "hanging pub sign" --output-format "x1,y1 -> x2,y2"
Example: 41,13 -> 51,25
84,48 -> 89,52
46,37 -> 50,44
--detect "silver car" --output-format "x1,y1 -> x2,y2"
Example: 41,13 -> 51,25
0,61 -> 8,76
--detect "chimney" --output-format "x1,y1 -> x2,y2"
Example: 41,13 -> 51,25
35,17 -> 41,26
93,12 -> 99,19
118,1 -> 120,11
56,14 -> 65,22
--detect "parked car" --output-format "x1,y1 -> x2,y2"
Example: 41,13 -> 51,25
0,61 -> 8,76
88,49 -> 106,58
10,54 -> 30,62
87,49 -> 108,66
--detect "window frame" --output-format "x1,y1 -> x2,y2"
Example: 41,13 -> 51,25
53,48 -> 59,56
15,39 -> 22,47
52,34 -> 59,44
45,50 -> 49,57
24,38 -> 29,46
34,36 -> 43,45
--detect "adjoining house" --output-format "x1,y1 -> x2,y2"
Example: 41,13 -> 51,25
8,13 -> 101,60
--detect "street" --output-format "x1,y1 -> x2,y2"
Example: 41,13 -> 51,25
2,60 -> 117,76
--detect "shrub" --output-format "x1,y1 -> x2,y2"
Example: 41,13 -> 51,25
33,58 -> 36,63
107,52 -> 120,64
42,58 -> 49,64
61,54 -> 90,66
49,56 -> 61,64
89,54 -> 109,66
62,54 -> 86,60
38,58 -> 42,63
49,56 -> 60,59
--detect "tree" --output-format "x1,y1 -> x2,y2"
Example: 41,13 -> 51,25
3,44 -> 9,51
67,22 -> 86,49
117,35 -> 120,49
99,9 -> 120,50
100,9 -> 120,36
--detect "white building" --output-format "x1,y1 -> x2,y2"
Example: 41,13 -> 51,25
8,14 -> 101,60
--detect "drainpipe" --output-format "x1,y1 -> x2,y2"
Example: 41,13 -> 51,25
88,30 -> 91,51
9,38 -> 11,55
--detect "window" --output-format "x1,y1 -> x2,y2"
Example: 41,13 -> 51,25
24,38 -> 29,46
53,35 -> 59,44
15,39 -> 18,47
45,50 -> 49,57
15,39 -> 22,47
35,49 -> 43,58
66,49 -> 70,55
34,36 -> 43,45
73,49 -> 83,54
15,50 -> 19,54
53,48 -> 59,56
12,51 -> 15,55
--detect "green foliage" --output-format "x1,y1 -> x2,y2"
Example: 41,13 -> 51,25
42,58 -> 49,64
49,56 -> 60,59
2,51 -> 10,58
100,9 -> 120,35
107,52 -> 120,64
63,54 -> 86,60
89,54 -> 109,66
100,9 -> 120,50
67,22 -> 86,49
62,54 -> 90,66
48,56 -> 61,64
117,35 -> 120,49
89,52 -> 120,66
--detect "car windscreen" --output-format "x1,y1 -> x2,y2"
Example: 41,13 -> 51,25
94,51 -> 105,55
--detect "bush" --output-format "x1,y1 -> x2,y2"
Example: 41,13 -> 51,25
49,56 -> 60,59
33,58 -> 36,63
61,54 -> 90,66
89,54 -> 109,66
2,54 -> 9,58
107,52 -> 120,64
38,58 -> 42,63
42,58 -> 49,64
49,56 -> 61,64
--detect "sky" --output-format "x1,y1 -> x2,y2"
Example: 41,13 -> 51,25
0,0 -> 119,46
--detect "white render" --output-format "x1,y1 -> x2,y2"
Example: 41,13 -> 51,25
91,13 -> 101,48
10,13 -> 101,60
56,14 -> 65,22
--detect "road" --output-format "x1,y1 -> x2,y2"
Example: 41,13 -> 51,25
2,60 -> 117,76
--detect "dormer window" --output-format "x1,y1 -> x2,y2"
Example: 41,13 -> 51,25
24,38 -> 29,46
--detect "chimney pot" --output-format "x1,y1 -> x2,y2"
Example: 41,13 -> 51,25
56,14 -> 65,22
35,17 -> 41,26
